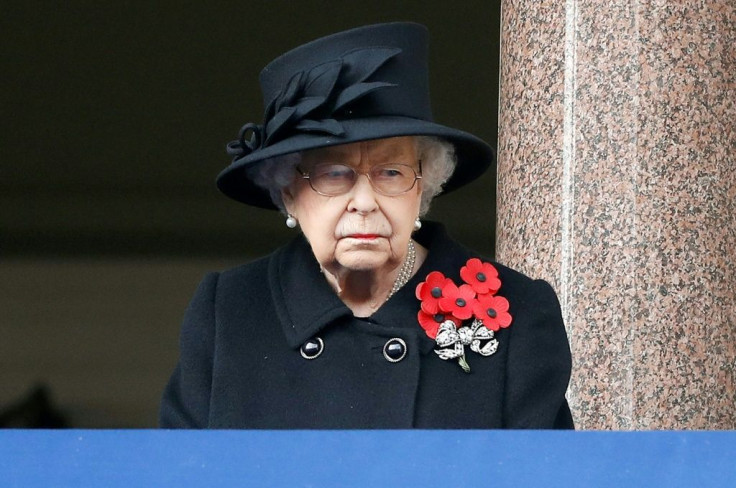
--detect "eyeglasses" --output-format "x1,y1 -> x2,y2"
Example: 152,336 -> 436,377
297,162 -> 422,196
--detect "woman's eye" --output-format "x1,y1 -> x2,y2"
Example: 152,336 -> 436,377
375,167 -> 405,179
316,165 -> 353,179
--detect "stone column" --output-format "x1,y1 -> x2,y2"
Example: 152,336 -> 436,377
496,0 -> 735,429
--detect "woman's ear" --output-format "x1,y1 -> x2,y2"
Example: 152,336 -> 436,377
414,173 -> 424,209
416,175 -> 424,195
281,186 -> 295,216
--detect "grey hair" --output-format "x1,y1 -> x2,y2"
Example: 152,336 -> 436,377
415,136 -> 456,215
244,152 -> 302,211
244,136 -> 457,216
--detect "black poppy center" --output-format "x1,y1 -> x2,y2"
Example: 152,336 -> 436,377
431,287 -> 442,298
456,298 -> 466,307
433,313 -> 445,323
476,272 -> 487,282
487,308 -> 497,318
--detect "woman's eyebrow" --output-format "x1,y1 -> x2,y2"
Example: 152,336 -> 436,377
368,145 -> 412,161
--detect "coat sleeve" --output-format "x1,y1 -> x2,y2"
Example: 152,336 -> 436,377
503,279 -> 574,429
159,272 -> 219,428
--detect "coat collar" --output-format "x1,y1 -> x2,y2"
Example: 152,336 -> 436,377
269,221 -> 476,351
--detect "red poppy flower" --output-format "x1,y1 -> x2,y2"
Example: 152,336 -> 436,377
460,258 -> 501,295
417,310 -> 461,339
472,293 -> 512,331
416,271 -> 452,314
438,282 -> 476,320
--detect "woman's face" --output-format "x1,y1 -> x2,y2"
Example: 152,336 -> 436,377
282,136 -> 422,275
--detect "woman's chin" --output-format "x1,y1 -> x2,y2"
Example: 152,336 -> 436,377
335,250 -> 391,272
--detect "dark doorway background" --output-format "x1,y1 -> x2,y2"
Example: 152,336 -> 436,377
1,2 -> 500,426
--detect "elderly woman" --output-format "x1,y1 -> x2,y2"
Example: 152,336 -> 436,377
160,22 -> 573,429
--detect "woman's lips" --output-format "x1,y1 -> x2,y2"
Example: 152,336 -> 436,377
347,234 -> 381,240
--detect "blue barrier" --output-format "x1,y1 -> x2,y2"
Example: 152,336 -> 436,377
1,430 -> 734,487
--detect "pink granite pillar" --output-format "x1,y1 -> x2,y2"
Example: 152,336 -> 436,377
496,0 -> 735,429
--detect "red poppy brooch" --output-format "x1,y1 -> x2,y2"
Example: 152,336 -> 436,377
415,258 -> 512,373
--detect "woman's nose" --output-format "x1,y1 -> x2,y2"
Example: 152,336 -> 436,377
346,174 -> 379,213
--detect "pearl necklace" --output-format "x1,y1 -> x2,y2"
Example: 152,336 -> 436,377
387,240 -> 416,300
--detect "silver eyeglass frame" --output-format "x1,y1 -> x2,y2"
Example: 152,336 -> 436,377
296,161 -> 423,197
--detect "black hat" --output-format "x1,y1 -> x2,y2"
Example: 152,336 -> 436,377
217,22 -> 495,209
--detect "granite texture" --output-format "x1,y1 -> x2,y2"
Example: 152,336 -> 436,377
497,0 -> 735,429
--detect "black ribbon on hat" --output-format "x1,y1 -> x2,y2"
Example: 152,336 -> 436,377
226,46 -> 401,160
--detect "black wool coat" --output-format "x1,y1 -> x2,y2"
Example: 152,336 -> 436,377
160,222 -> 573,429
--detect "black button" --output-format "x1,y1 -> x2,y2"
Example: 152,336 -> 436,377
300,337 -> 324,360
383,338 -> 407,363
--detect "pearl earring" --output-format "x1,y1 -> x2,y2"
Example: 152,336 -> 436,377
286,214 -> 297,228
414,218 -> 422,230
